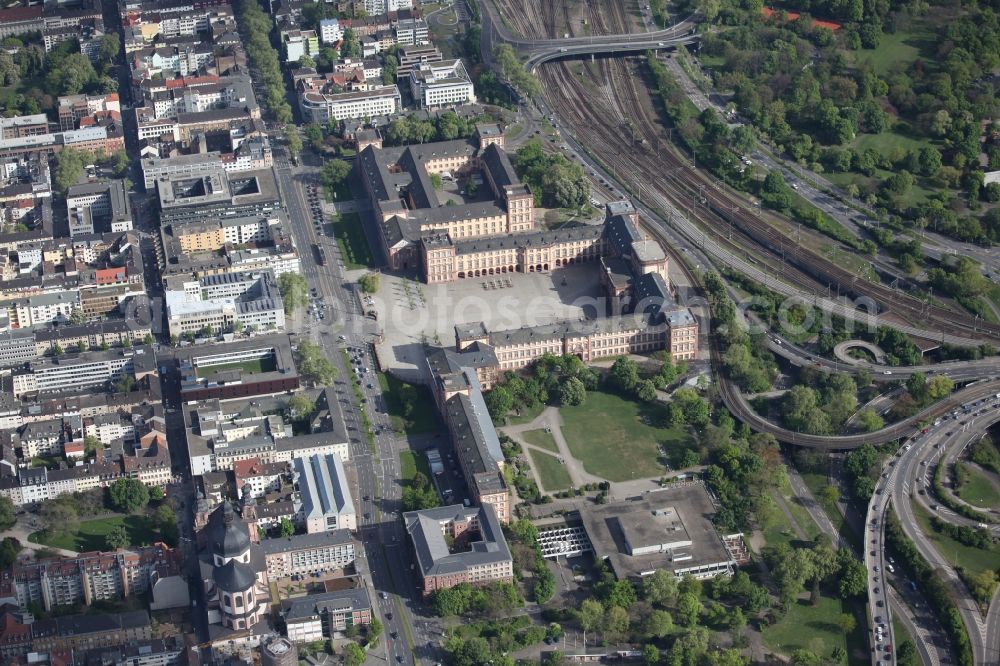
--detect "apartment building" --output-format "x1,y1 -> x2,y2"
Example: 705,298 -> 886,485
409,59 -> 475,108
58,93 -> 122,131
0,7 -> 44,39
31,320 -> 152,358
10,347 -> 141,397
185,389 -> 349,475
405,504 -> 513,596
147,73 -> 258,121
233,457 -> 285,498
319,18 -> 342,44
281,588 -> 372,642
31,610 -> 152,652
6,289 -> 80,328
282,29 -> 320,63
299,85 -> 401,123
260,530 -> 355,579
76,637 -> 187,666
9,544 -> 182,612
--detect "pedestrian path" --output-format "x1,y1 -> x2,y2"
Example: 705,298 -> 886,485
501,407 -> 604,491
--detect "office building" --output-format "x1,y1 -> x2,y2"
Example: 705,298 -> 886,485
66,180 -> 133,234
281,587 -> 372,642
299,85 -> 400,123
409,59 -> 475,108
165,270 -> 285,337
579,483 -> 748,581
404,504 -> 513,596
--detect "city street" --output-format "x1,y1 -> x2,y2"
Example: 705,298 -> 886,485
271,139 -> 439,665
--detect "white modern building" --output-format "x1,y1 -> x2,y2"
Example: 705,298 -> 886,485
11,349 -> 137,397
409,59 -> 476,108
166,271 -> 285,337
395,18 -> 428,46
362,0 -> 413,14
260,530 -> 355,579
282,29 -> 319,63
299,86 -> 400,123
319,18 -> 342,45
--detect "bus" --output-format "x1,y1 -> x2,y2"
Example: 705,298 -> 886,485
314,244 -> 327,266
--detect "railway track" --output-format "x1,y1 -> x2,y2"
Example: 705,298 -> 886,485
535,52 -> 1000,343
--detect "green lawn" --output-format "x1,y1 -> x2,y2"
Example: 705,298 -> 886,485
913,502 -> 1000,576
331,212 -> 375,270
853,130 -> 931,156
852,33 -> 920,76
558,390 -> 693,482
32,515 -> 161,552
521,429 -> 560,453
955,465 -> 1000,509
197,356 -> 276,378
399,450 -> 432,485
762,595 -> 859,664
324,180 -> 353,203
378,373 -> 441,434
800,470 -> 861,550
505,402 -> 546,425
527,449 -> 573,491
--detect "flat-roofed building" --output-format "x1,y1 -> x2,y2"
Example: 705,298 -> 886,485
281,587 -> 371,642
409,59 -> 475,108
165,270 -> 285,337
299,85 -> 401,124
174,334 -> 298,402
579,482 -> 741,581
10,347 -> 141,397
260,530 -> 355,579
66,180 -> 132,234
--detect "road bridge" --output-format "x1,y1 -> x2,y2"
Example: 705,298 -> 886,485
523,34 -> 701,70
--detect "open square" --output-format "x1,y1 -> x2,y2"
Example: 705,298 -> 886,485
376,262 -> 604,373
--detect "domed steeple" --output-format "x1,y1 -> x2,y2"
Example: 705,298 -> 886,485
211,501 -> 251,562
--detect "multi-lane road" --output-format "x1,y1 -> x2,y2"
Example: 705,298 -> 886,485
871,396 -> 1000,666
270,144 -> 434,665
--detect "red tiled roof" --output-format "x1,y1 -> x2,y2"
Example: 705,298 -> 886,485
0,6 -> 43,22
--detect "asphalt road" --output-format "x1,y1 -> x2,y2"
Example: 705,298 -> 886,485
271,143 -> 436,665
885,400 -> 1000,666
